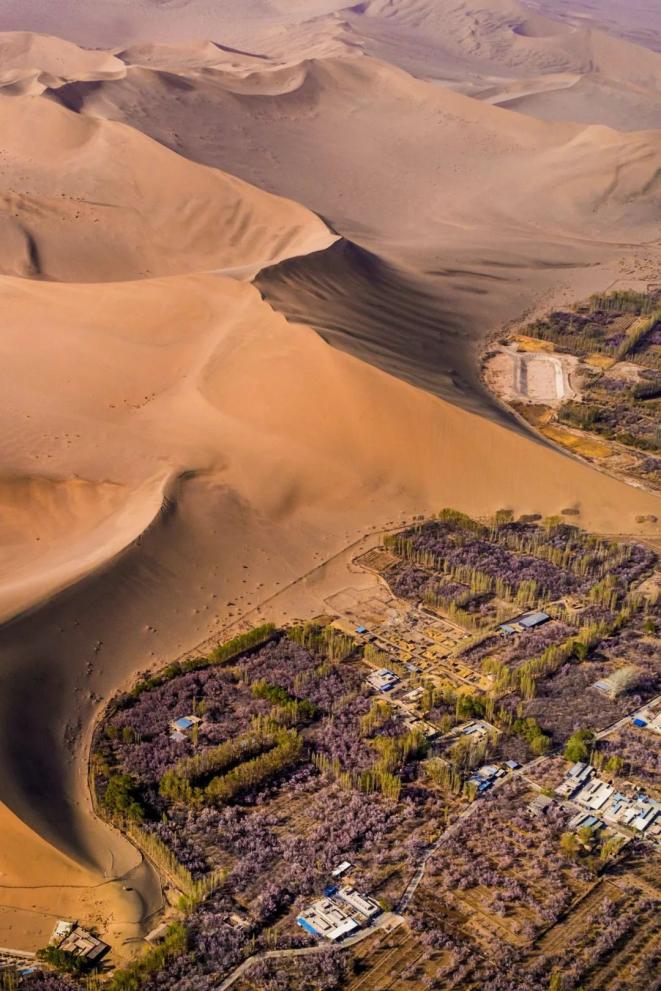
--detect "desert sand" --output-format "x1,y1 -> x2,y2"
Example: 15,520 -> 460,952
0,0 -> 659,960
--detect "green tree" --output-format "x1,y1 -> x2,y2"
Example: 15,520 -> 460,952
559,832 -> 580,858
564,729 -> 594,763
104,774 -> 144,822
577,825 -> 594,848
605,754 -> 624,777
37,946 -> 89,976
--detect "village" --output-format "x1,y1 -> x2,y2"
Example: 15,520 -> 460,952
3,511 -> 659,991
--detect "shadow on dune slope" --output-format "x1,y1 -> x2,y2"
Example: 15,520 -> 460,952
256,237 -> 542,423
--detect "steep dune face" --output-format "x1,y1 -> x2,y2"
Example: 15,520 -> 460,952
0,474 -> 168,623
0,94 -> 334,280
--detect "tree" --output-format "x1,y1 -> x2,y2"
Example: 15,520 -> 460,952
599,836 -> 623,862
36,947 -> 88,976
577,825 -> 594,849
604,755 -> 624,777
103,774 -> 144,822
559,832 -> 580,858
564,729 -> 594,763
549,972 -> 565,991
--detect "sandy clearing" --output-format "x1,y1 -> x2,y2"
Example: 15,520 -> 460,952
0,802 -> 161,960
516,352 -> 576,404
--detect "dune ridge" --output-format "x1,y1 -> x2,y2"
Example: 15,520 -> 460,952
0,89 -> 335,281
0,471 -> 172,623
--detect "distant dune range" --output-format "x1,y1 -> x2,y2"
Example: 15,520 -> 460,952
0,0 -> 659,956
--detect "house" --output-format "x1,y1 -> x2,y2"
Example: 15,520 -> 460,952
355,626 -> 367,635
297,885 -> 381,941
499,611 -> 550,635
505,759 -> 521,771
402,715 -> 439,739
528,794 -> 554,817
555,761 -> 593,798
336,887 -> 381,920
53,923 -> 110,964
518,611 -> 551,629
366,668 -> 400,692
402,687 -> 426,704
467,766 -> 499,794
331,861 -> 352,878
630,797 -> 660,834
568,812 -> 603,831
476,765 -> 502,780
632,717 -> 647,728
587,783 -> 614,811
169,715 -> 201,740
296,899 -> 358,941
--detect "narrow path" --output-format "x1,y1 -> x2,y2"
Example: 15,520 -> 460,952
594,693 -> 661,740
216,913 -> 402,991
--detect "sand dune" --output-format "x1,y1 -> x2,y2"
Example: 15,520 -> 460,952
55,52 -> 660,245
0,473 -> 169,623
0,0 -> 661,130
0,0 -> 659,958
0,94 -> 334,280
528,0 -> 661,54
5,0 -> 661,130
48,47 -> 661,402
0,31 -> 125,96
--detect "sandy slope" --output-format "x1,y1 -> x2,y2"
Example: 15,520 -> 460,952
0,0 -> 659,958
52,47 -> 661,406
0,802 -> 161,958
0,88 -> 334,280
0,474 -> 170,623
528,0 -> 661,54
57,52 -> 661,246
